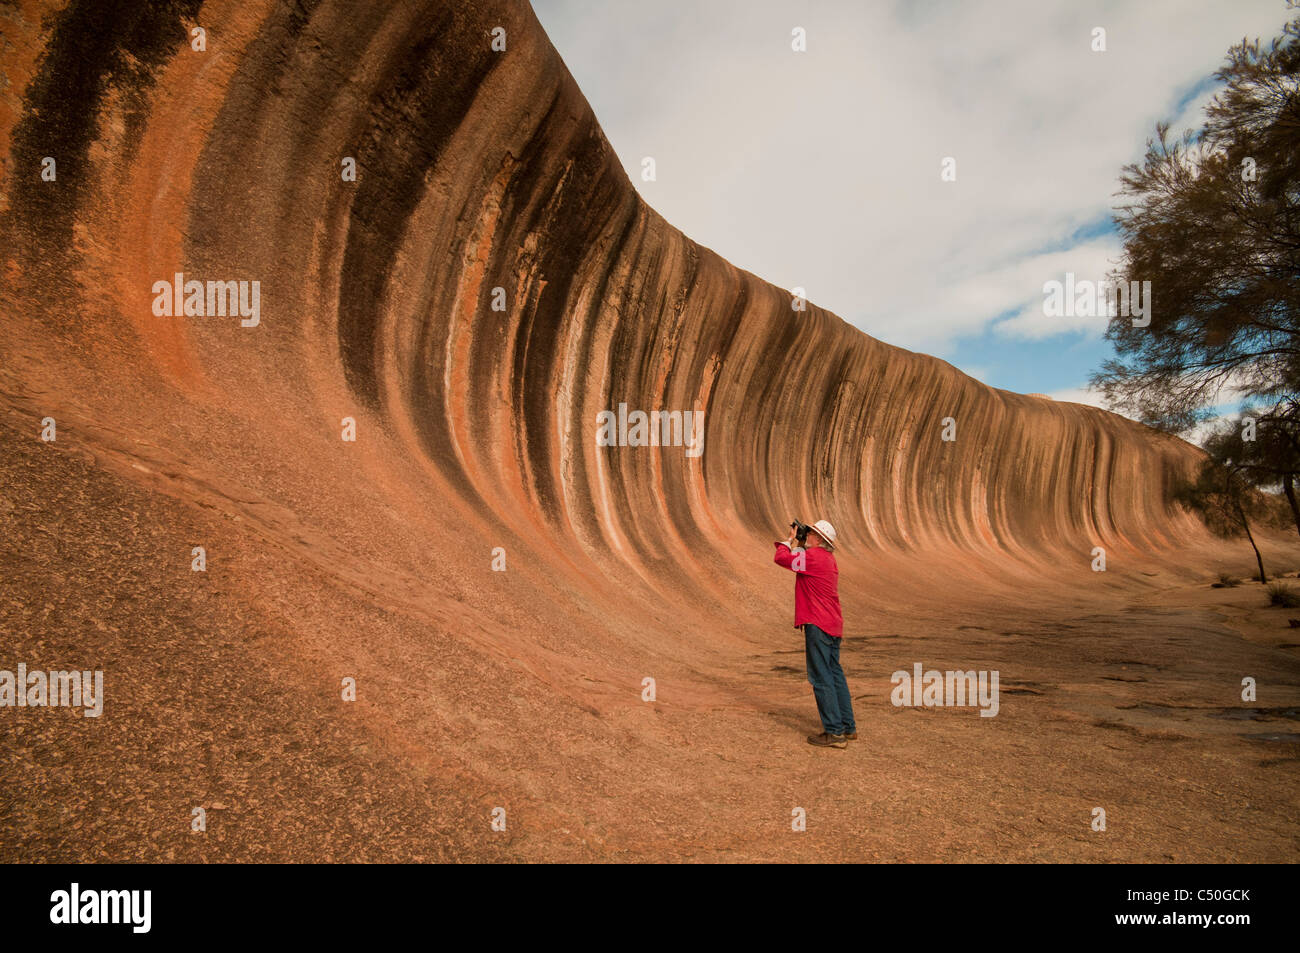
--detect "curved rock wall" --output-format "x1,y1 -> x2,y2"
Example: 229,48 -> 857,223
1,0 -> 1207,610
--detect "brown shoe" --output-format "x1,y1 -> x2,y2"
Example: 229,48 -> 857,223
807,732 -> 847,748
843,731 -> 858,741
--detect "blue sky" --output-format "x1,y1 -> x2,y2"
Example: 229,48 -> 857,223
531,0 -> 1289,417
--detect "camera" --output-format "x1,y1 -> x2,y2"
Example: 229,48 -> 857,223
790,519 -> 811,546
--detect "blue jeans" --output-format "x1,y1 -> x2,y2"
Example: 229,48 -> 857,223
804,624 -> 855,735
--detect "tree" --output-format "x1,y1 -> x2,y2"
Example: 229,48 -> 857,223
1176,424 -> 1283,582
1230,404 -> 1300,537
1091,9 -> 1300,437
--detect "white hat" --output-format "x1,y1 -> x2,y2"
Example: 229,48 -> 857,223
810,519 -> 837,549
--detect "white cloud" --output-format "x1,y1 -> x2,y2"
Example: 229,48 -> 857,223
1046,385 -> 1109,409
532,0 -> 1287,356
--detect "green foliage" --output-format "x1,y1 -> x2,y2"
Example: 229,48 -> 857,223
1173,420 -> 1291,580
1091,10 -> 1300,435
1173,446 -> 1277,538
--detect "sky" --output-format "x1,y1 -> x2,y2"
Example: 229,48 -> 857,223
530,0 -> 1291,417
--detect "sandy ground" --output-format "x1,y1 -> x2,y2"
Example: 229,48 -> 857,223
2,403 -> 1297,863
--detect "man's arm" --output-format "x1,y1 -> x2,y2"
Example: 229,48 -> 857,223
774,534 -> 805,571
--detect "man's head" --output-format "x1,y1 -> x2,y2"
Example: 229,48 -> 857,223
807,519 -> 837,550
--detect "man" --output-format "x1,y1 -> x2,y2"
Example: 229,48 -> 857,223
773,519 -> 856,749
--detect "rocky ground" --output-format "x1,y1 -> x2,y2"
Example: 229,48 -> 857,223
3,398 -> 1296,862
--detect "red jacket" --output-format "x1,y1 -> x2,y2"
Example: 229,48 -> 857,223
773,542 -> 844,637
